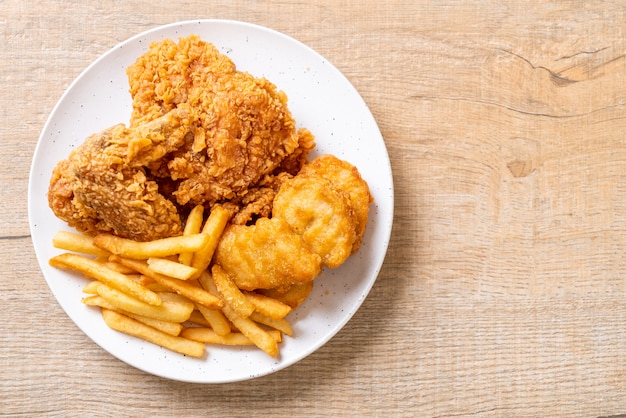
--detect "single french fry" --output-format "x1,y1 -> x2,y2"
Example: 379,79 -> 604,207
82,280 -> 101,294
146,282 -> 171,293
249,311 -> 293,337
93,233 -> 210,259
220,304 -> 278,357
196,304 -> 231,336
182,328 -> 281,345
124,313 -> 183,337
96,283 -> 193,323
179,205 -> 204,266
82,294 -> 110,308
97,259 -> 138,275
50,253 -> 161,306
114,257 -> 223,309
101,309 -> 204,358
243,291 -> 292,319
197,270 -> 218,294
52,231 -> 110,257
187,310 -> 212,327
147,257 -> 198,280
189,205 -> 230,278
211,265 -> 255,318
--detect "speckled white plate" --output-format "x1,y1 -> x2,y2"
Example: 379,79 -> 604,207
28,20 -> 393,383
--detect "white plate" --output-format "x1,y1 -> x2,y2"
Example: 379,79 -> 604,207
28,20 -> 394,383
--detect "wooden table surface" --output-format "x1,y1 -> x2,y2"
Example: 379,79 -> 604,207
3,1 -> 626,416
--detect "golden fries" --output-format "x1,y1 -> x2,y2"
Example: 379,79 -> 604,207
220,303 -> 279,357
101,309 -> 204,358
49,203 -> 313,359
147,257 -> 198,280
50,253 -> 161,306
52,230 -> 110,257
196,304 -> 231,336
98,284 -> 193,322
249,312 -> 293,337
182,328 -> 281,345
93,233 -> 210,259
178,205 -> 204,266
211,265 -> 255,318
244,291 -> 292,320
189,205 -> 230,278
113,257 -> 223,309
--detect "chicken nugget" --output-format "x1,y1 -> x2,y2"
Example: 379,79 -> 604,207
272,175 -> 357,268
214,217 -> 322,291
299,155 -> 373,253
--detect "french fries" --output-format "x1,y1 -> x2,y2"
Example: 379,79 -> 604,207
52,230 -> 110,257
101,309 -> 204,358
50,253 -> 161,306
147,257 -> 198,280
211,265 -> 255,318
189,205 -> 230,279
93,233 -> 210,259
182,328 -> 282,345
112,257 -> 223,309
49,207 -> 310,361
244,291 -> 292,320
178,205 -> 205,266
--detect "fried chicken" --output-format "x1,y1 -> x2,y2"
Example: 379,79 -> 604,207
272,174 -> 357,268
48,106 -> 194,241
126,35 -> 314,207
48,36 -> 314,241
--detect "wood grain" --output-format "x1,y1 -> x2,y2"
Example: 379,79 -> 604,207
3,1 -> 626,416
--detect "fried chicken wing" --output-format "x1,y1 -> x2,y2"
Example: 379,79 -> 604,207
214,217 -> 322,291
48,107 -> 194,241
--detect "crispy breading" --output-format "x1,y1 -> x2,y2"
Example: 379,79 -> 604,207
48,107 -> 194,241
272,174 -> 357,268
126,35 -> 313,207
49,36 -> 315,240
214,217 -> 322,291
298,154 -> 373,253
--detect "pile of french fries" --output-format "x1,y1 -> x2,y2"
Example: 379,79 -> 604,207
49,205 -> 294,358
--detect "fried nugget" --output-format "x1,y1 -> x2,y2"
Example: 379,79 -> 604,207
214,217 -> 322,291
299,154 -> 373,253
272,175 -> 357,268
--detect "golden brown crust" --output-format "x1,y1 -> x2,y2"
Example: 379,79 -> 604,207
214,218 -> 322,291
299,154 -> 373,253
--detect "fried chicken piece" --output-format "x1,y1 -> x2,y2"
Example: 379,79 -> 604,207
126,35 -> 313,207
214,217 -> 322,291
272,175 -> 357,268
48,107 -> 194,241
299,155 -> 373,253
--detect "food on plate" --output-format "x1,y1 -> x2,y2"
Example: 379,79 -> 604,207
101,308 -> 205,358
214,217 -> 322,290
272,174 -> 357,268
48,35 -> 315,241
48,107 -> 194,241
47,35 -> 373,360
298,154 -> 373,253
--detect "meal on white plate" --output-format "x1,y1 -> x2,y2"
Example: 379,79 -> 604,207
47,35 -> 372,358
